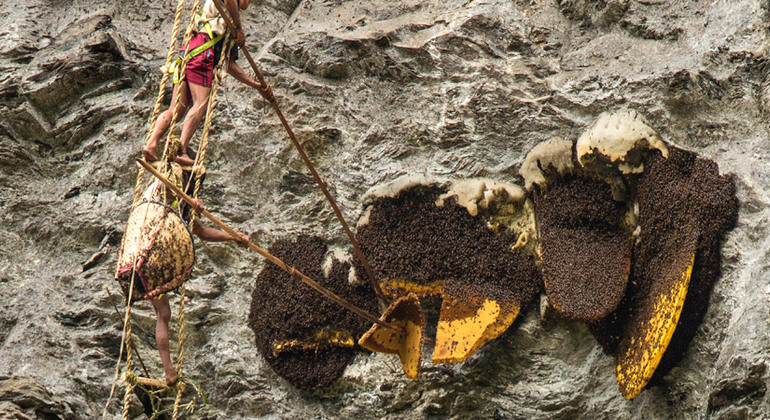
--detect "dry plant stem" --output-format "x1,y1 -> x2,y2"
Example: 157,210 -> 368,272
137,159 -> 396,330
208,0 -> 387,304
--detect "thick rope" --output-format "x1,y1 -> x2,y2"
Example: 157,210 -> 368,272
135,0 -> 203,208
119,2 -> 236,417
113,1 -> 204,417
115,200 -> 156,419
158,0 -> 203,206
145,0 -> 191,146
151,10 -> 230,420
171,283 -> 188,420
133,0 -> 193,205
103,201 -> 148,420
121,320 -> 134,420
158,0 -> 202,168
171,36 -> 232,420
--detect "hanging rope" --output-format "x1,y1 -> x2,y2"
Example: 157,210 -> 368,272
103,197 -> 152,420
169,34 -> 234,419
121,318 -> 134,420
133,0 -> 199,206
116,4 -> 233,419
157,0 -> 204,206
186,33 -> 233,227
102,240 -> 138,418
171,283 -> 187,420
108,0 -> 208,418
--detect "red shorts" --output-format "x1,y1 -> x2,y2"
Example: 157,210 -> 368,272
180,32 -> 215,87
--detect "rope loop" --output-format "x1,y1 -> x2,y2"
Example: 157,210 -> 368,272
288,266 -> 301,281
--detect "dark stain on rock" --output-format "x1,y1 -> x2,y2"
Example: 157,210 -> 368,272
708,361 -> 767,414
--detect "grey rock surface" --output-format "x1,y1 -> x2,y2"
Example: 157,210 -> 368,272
0,376 -> 72,419
0,0 -> 768,418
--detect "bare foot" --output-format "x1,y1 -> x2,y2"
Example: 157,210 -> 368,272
142,146 -> 159,162
174,153 -> 195,166
165,370 -> 179,387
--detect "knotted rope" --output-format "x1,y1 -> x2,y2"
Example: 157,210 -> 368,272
133,0 -> 201,206
171,283 -> 187,420
107,0 -> 221,418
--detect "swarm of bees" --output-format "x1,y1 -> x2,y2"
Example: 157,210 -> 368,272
253,110 -> 738,399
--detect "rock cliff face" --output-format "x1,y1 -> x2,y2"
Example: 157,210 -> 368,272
1,0 -> 768,418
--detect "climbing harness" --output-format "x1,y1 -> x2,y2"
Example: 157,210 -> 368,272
163,17 -> 240,85
166,33 -> 222,85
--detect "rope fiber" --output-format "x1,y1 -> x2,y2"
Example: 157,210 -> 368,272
107,0 -> 231,418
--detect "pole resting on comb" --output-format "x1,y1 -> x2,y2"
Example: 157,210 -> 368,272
359,293 -> 425,380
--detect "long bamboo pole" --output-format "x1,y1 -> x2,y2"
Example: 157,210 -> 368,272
137,159 -> 395,330
209,0 -> 387,304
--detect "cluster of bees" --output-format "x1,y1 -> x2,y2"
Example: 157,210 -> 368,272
252,110 -> 738,399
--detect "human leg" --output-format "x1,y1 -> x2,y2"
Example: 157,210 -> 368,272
143,82 -> 191,162
151,295 -> 179,385
175,82 -> 211,166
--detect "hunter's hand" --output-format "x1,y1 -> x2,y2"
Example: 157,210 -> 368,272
256,82 -> 273,101
235,28 -> 245,47
235,232 -> 250,248
193,198 -> 205,215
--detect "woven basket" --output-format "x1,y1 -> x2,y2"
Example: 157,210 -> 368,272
115,201 -> 195,302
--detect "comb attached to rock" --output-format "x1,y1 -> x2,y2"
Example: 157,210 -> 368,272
359,293 -> 425,379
